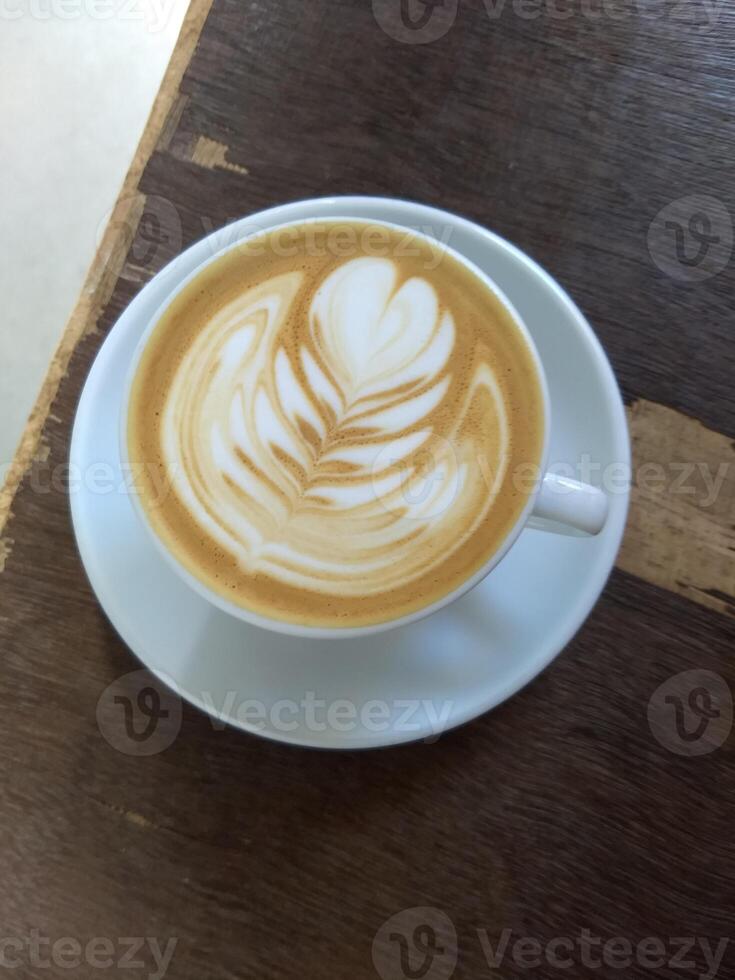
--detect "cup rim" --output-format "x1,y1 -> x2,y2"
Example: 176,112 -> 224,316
120,213 -> 551,639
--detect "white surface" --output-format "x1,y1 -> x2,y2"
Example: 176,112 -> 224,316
534,472 -> 609,535
70,196 -> 630,749
0,0 -> 190,482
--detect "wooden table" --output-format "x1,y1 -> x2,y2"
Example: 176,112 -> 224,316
1,1 -> 733,976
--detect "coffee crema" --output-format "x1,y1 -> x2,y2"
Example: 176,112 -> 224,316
127,221 -> 545,628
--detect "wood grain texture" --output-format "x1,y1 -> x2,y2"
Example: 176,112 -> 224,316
1,0 -> 734,976
622,399 -> 735,617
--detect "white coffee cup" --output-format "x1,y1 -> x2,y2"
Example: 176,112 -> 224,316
121,214 -> 609,639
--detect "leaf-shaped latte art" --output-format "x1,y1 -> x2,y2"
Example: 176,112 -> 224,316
161,258 -> 510,597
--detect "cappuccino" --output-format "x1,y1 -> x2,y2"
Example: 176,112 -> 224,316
127,221 -> 545,627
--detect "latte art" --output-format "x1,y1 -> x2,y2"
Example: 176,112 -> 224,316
162,257 -> 507,594
128,222 -> 545,627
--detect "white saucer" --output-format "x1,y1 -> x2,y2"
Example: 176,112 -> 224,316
70,197 -> 630,749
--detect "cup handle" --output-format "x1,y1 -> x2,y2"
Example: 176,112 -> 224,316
527,472 -> 609,536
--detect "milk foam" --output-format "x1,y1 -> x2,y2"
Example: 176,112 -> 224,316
159,257 -> 510,596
